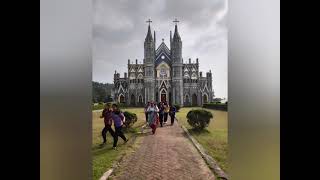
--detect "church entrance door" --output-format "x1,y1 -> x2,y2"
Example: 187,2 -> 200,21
160,89 -> 167,103
161,93 -> 166,103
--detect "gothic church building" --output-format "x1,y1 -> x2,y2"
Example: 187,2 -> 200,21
113,20 -> 214,106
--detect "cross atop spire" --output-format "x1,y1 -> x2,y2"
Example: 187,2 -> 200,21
145,19 -> 153,41
172,18 -> 181,41
173,18 -> 179,25
146,19 -> 152,26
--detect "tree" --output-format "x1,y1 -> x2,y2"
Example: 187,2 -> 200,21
92,81 -> 113,103
212,98 -> 223,103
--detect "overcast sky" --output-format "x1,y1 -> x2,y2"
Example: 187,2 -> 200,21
93,0 -> 228,99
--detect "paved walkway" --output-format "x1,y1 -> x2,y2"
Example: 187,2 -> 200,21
110,121 -> 215,180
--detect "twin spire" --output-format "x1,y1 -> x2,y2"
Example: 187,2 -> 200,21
145,19 -> 153,41
173,18 -> 181,41
145,18 -> 181,42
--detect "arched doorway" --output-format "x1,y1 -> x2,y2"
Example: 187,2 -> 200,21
203,94 -> 208,103
138,95 -> 143,106
192,94 -> 197,106
119,94 -> 125,103
160,89 -> 167,103
185,95 -> 190,105
130,94 -> 135,106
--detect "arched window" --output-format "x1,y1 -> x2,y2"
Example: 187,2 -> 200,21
191,73 -> 197,79
138,95 -> 143,104
185,95 -> 190,104
203,94 -> 208,103
119,94 -> 125,103
192,94 -> 197,106
137,73 -> 143,79
130,94 -> 135,106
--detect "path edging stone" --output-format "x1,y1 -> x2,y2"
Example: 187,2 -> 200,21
177,119 -> 229,180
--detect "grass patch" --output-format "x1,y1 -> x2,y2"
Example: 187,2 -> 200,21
92,108 -> 146,180
92,103 -> 105,111
176,107 -> 228,172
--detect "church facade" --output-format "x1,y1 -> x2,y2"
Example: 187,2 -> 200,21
113,21 -> 214,106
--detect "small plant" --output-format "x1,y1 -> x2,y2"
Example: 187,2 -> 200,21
187,109 -> 213,130
123,111 -> 137,128
173,104 -> 181,112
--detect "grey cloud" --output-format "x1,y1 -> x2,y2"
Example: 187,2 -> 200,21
93,0 -> 228,98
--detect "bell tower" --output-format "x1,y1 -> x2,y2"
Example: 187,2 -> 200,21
143,19 -> 156,102
171,18 -> 183,106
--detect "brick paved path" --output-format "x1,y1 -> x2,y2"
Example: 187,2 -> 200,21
110,122 -> 215,180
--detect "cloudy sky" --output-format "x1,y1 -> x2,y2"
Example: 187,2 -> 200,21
93,0 -> 228,99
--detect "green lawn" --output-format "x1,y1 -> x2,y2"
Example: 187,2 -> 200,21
176,107 -> 228,172
92,107 -> 228,179
92,108 -> 146,180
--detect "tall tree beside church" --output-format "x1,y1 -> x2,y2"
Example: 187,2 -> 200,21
92,81 -> 113,103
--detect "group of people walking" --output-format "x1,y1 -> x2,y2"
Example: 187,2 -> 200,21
100,103 -> 128,150
144,101 -> 177,134
100,101 -> 176,149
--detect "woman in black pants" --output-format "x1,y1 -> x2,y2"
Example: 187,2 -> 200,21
169,105 -> 177,125
158,102 -> 165,127
111,104 -> 128,150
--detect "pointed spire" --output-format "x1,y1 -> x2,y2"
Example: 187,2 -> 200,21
145,19 -> 153,41
172,18 -> 181,41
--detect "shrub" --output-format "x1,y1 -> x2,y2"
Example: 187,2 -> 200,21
203,103 -> 228,111
123,111 -> 137,128
173,104 -> 181,112
92,103 -> 105,110
117,103 -> 127,108
98,102 -> 104,105
187,109 -> 213,130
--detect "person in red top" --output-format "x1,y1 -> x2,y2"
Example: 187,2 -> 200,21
100,103 -> 115,146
